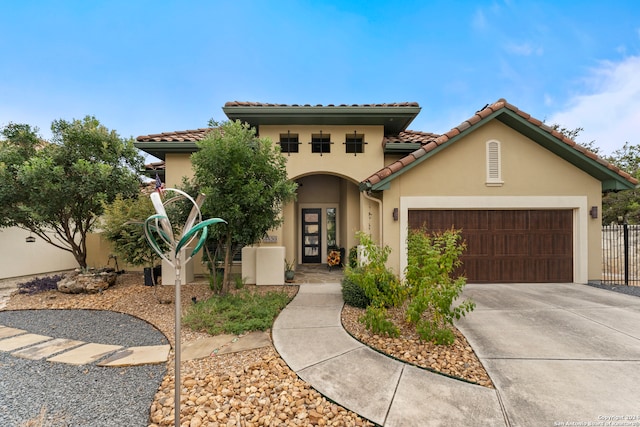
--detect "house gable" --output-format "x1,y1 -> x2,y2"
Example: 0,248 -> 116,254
361,99 -> 638,192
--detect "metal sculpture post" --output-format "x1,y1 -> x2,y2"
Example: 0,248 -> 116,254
143,189 -> 226,427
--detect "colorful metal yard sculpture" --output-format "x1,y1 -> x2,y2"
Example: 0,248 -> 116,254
143,188 -> 226,427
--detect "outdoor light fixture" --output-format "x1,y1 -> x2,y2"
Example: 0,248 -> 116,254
393,207 -> 399,221
590,206 -> 598,219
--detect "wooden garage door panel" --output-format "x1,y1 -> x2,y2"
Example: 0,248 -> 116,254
530,210 -> 572,230
410,210 -> 490,230
465,233 -> 490,256
493,210 -> 528,230
531,234 -> 573,256
493,234 -> 529,256
408,209 -> 573,283
491,259 -> 528,282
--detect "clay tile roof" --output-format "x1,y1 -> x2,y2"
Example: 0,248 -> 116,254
223,101 -> 420,108
363,98 -> 639,187
136,128 -> 213,142
383,130 -> 439,145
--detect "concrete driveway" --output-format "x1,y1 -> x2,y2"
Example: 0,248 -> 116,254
455,283 -> 640,427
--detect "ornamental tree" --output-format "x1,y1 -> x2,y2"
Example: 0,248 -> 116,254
101,193 -> 160,268
191,120 -> 297,294
0,117 -> 143,268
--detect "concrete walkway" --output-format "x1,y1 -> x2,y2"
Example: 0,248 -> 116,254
272,283 -> 506,427
456,283 -> 640,427
274,282 -> 640,427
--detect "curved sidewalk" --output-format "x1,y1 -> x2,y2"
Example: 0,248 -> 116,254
272,283 -> 506,427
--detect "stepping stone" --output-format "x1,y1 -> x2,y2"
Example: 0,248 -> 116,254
47,343 -> 122,365
11,338 -> 85,360
0,325 -> 26,339
98,344 -> 171,366
218,331 -> 271,355
182,334 -> 236,361
0,333 -> 51,351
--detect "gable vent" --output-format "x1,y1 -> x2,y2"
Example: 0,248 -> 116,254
486,140 -> 503,186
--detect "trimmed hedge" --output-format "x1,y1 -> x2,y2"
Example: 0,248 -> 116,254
341,273 -> 371,308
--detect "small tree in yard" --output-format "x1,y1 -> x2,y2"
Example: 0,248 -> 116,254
101,193 -> 160,270
405,227 -> 475,345
191,120 -> 297,294
0,118 -> 143,269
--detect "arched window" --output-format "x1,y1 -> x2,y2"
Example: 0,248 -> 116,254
486,140 -> 503,186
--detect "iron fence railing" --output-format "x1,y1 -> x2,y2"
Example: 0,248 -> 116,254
602,224 -> 640,285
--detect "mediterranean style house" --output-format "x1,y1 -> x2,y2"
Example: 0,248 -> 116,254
133,99 -> 637,285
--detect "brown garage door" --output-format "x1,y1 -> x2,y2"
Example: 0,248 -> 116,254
408,210 -> 573,283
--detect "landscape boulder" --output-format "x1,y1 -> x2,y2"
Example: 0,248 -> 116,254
57,268 -> 117,294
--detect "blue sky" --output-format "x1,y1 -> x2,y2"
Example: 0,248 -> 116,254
1,0 -> 639,159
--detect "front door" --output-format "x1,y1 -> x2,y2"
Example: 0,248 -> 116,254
302,208 -> 322,263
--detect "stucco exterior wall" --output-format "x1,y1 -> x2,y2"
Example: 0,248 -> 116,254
0,227 -> 78,279
259,125 -> 385,183
382,121 -> 602,282
85,233 -> 146,272
260,124 -> 383,266
165,153 -> 194,187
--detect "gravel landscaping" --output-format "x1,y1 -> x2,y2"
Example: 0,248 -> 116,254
2,273 -> 372,426
0,308 -> 168,427
6,271 -> 636,426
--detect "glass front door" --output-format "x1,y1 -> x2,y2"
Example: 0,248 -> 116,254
302,208 -> 322,263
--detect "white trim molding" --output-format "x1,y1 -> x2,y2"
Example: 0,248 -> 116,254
399,196 -> 588,284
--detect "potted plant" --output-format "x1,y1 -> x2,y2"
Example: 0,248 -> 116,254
285,258 -> 296,282
102,193 -> 162,286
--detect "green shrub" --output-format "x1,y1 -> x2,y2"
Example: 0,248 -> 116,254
234,275 -> 245,290
346,232 -> 405,337
360,305 -> 399,337
341,272 -> 371,308
208,269 -> 224,292
416,320 -> 456,345
348,246 -> 358,268
405,227 -> 475,345
353,232 -> 404,308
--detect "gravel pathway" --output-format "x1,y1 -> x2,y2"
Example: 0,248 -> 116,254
0,309 -> 168,427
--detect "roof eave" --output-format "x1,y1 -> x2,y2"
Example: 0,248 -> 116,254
222,105 -> 421,135
495,110 -> 637,191
363,107 -> 636,192
134,141 -> 198,160
384,142 -> 424,154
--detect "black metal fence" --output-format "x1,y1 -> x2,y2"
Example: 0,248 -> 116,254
602,224 -> 640,285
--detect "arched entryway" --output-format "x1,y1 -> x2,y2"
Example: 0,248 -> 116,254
291,173 -> 360,266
